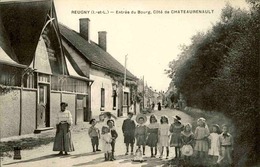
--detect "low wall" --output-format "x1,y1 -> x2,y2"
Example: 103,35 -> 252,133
0,89 -> 20,138
21,90 -> 36,135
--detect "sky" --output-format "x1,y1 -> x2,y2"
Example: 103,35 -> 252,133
54,0 -> 249,92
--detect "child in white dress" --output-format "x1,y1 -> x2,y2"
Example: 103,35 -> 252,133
158,115 -> 170,159
101,126 -> 113,161
208,124 -> 221,165
194,117 -> 210,166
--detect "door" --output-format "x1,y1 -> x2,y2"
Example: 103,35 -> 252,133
76,95 -> 86,124
83,95 -> 90,122
37,84 -> 50,128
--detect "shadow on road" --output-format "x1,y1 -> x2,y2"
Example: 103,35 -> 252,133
72,156 -> 104,166
2,154 -> 59,166
120,157 -> 167,167
70,152 -> 103,159
72,154 -> 167,167
72,154 -> 132,166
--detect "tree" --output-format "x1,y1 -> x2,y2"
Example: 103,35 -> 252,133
166,3 -> 259,166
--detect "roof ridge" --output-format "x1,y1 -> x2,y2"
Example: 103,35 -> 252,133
59,23 -> 137,80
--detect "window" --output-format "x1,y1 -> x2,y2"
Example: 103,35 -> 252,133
112,90 -> 117,110
0,65 -> 22,87
124,92 -> 129,106
51,75 -> 88,93
101,88 -> 105,109
24,73 -> 36,88
39,85 -> 47,104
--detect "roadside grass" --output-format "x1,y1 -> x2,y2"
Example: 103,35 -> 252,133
183,107 -> 235,134
0,136 -> 55,158
0,122 -> 91,158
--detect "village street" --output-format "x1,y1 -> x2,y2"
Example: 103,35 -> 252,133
1,109 -> 193,167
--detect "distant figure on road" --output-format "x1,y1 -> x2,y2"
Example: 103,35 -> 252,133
122,112 -> 136,155
151,102 -> 155,110
158,102 -> 161,111
53,102 -> 74,155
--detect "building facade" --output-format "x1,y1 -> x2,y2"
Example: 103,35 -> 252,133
59,18 -> 138,119
0,0 -> 92,138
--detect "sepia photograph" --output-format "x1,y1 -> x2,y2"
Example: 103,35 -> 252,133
0,0 -> 259,166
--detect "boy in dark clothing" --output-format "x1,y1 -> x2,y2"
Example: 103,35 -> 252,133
122,112 -> 136,155
107,120 -> 118,160
88,119 -> 101,152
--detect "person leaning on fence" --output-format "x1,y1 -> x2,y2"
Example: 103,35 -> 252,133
53,102 -> 74,155
217,124 -> 233,166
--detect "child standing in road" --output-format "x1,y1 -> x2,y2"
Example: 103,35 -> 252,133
208,124 -> 221,165
88,119 -> 101,152
107,120 -> 118,160
181,123 -> 194,162
170,115 -> 184,159
194,117 -> 210,165
217,124 -> 233,166
135,114 -> 148,155
158,115 -> 170,160
101,126 -> 113,161
146,114 -> 159,157
122,112 -> 136,155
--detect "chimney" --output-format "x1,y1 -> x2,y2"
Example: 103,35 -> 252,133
79,18 -> 90,42
98,31 -> 107,51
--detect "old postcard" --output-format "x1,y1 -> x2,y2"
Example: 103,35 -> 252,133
0,0 -> 258,166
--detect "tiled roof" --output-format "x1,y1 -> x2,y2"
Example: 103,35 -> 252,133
59,23 -> 137,81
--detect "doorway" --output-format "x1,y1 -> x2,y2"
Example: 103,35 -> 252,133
37,84 -> 50,127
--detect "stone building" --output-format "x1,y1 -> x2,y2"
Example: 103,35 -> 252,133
59,18 -> 138,118
0,0 -> 92,138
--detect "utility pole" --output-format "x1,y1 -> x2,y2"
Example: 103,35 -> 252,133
143,75 -> 145,109
124,54 -> 127,88
122,54 -> 127,116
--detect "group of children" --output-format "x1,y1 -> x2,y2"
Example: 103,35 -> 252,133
88,112 -> 233,166
88,113 -> 118,161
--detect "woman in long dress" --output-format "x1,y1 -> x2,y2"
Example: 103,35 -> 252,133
53,102 -> 74,155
